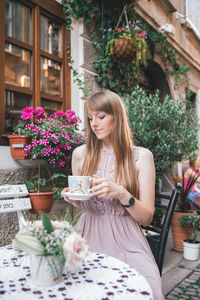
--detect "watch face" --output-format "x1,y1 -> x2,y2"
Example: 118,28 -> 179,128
129,197 -> 135,206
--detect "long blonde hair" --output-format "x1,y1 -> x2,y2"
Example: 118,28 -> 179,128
80,89 -> 138,197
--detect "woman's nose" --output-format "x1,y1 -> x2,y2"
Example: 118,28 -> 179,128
91,118 -> 98,126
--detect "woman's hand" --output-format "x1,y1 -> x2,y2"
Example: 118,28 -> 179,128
61,187 -> 82,208
90,175 -> 131,204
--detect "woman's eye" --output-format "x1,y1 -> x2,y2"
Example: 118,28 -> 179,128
99,115 -> 105,120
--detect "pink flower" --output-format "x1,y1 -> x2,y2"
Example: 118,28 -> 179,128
49,157 -> 56,164
53,111 -> 65,118
58,160 -> 65,167
21,107 -> 35,120
34,107 -> 46,120
63,232 -> 89,272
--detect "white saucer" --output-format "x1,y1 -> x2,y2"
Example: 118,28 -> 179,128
64,192 -> 93,201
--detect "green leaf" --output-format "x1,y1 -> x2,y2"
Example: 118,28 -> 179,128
14,234 -> 44,255
41,212 -> 54,234
25,180 -> 34,190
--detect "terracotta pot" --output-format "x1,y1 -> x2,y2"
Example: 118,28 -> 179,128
29,191 -> 54,214
111,38 -> 136,63
171,211 -> 196,251
8,135 -> 32,160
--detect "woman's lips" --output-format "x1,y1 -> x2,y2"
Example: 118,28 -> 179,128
94,129 -> 102,133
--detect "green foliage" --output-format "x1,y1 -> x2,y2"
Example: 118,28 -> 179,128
125,86 -> 199,179
62,0 -> 189,93
178,215 -> 200,242
104,24 -> 147,67
62,207 -> 81,226
25,171 -> 67,200
25,175 -> 48,193
152,207 -> 165,227
41,212 -> 54,234
93,56 -> 139,95
52,173 -> 68,200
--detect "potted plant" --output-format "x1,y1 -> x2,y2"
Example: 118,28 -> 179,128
171,172 -> 198,251
25,163 -> 68,214
105,21 -> 147,65
178,215 -> 200,260
9,106 -> 86,213
8,107 -> 40,160
9,106 -> 86,167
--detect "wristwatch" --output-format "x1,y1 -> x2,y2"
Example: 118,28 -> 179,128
122,196 -> 135,208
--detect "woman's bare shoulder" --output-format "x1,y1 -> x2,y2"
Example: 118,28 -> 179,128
136,146 -> 154,161
72,144 -> 86,159
72,144 -> 86,175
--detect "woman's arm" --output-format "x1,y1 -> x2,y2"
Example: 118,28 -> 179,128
129,148 -> 155,226
91,148 -> 155,226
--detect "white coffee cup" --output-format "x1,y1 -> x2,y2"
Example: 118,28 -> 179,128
68,176 -> 92,194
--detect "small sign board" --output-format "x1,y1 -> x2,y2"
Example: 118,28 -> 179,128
0,184 -> 29,199
0,198 -> 31,213
0,184 -> 31,228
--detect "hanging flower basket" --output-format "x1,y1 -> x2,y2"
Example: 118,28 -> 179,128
8,135 -> 32,160
110,38 -> 136,63
105,5 -> 147,66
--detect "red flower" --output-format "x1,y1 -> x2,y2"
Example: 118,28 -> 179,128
138,30 -> 146,40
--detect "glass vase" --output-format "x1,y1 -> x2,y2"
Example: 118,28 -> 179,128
29,254 -> 64,286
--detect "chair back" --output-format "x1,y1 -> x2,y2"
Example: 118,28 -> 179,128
0,184 -> 31,229
144,183 -> 182,275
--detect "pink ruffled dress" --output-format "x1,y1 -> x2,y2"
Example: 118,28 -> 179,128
76,146 -> 164,299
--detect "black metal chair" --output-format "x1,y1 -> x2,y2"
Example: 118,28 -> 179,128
143,183 -> 182,275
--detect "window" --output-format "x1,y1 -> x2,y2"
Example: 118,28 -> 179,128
0,0 -> 70,144
185,0 -> 200,33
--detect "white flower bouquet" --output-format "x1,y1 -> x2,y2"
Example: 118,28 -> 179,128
14,212 -> 89,286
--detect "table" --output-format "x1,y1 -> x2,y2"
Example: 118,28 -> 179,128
0,245 -> 153,300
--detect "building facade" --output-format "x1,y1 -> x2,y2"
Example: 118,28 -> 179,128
0,0 -> 200,178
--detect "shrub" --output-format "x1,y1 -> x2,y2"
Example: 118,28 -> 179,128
125,86 -> 199,179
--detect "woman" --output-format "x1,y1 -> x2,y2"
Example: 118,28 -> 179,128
184,155 -> 200,213
62,90 -> 164,299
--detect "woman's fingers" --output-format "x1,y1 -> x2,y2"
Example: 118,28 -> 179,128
61,187 -> 82,207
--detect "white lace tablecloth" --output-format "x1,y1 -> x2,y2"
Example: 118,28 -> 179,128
0,245 -> 153,300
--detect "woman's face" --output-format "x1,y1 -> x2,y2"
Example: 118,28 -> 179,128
87,109 -> 113,142
195,156 -> 200,170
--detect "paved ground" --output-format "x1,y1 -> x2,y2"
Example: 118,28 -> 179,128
162,249 -> 200,299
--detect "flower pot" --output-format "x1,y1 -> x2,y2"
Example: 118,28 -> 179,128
29,191 -> 54,214
8,135 -> 32,160
171,211 -> 195,251
183,240 -> 200,261
29,254 -> 64,286
110,38 -> 136,63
